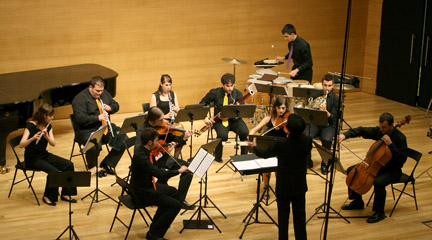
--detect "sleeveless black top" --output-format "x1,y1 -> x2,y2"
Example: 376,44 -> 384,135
24,122 -> 52,164
264,119 -> 287,138
154,91 -> 176,115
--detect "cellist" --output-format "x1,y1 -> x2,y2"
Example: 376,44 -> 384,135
135,106 -> 195,210
338,112 -> 407,223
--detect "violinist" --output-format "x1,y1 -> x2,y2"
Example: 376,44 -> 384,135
149,74 -> 182,158
135,107 -> 195,210
338,112 -> 407,223
200,73 -> 249,163
304,74 -> 339,174
248,114 -> 312,240
249,96 -> 290,198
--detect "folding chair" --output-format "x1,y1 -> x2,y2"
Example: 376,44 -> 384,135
110,175 -> 153,240
142,103 -> 150,113
7,134 -> 41,205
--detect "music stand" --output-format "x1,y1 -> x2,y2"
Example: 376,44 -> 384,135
48,171 -> 91,240
289,86 -> 321,98
175,105 -> 209,159
254,83 -> 289,110
80,125 -> 118,215
216,104 -> 256,173
306,141 -> 349,224
230,153 -> 278,239
180,139 -> 224,233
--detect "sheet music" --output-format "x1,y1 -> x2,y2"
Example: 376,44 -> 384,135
232,157 -> 278,172
194,153 -> 214,179
188,148 -> 207,173
188,148 -> 215,179
255,157 -> 277,168
81,125 -> 106,153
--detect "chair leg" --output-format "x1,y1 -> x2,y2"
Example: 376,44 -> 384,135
110,201 -> 122,232
8,168 -> 18,198
391,183 -> 396,200
78,144 -> 88,171
366,191 -> 374,206
137,209 -> 149,227
125,209 -> 137,240
390,182 -> 409,217
412,181 -> 418,210
24,170 -> 40,206
69,141 -> 75,161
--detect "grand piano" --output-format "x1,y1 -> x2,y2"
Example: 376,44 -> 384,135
0,64 -> 118,166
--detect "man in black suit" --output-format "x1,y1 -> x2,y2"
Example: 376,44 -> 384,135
249,114 -> 312,240
130,127 -> 189,240
72,76 -> 127,176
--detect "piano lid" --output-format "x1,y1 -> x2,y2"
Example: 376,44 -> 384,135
0,64 -> 118,105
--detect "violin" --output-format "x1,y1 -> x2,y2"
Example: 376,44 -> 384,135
151,140 -> 182,167
345,115 -> 411,195
155,120 -> 186,136
261,112 -> 291,136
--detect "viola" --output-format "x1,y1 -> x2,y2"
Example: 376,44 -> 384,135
261,112 -> 291,136
345,115 -> 411,195
156,120 -> 187,136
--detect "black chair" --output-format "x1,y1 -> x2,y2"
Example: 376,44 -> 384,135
69,114 -> 88,170
110,174 -> 153,240
7,134 -> 41,205
367,147 -> 422,217
142,103 -> 150,113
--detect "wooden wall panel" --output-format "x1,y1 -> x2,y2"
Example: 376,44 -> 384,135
0,0 -> 376,118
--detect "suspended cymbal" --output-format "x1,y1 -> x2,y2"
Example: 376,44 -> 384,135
334,83 -> 355,90
221,57 -> 247,65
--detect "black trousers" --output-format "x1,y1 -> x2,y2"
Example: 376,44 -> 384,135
346,165 -> 401,212
155,155 -> 192,201
212,118 -> 249,160
26,153 -> 77,202
84,124 -> 127,169
135,184 -> 182,238
277,191 -> 307,240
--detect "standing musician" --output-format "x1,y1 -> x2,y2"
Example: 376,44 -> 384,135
275,24 -> 313,82
72,76 -> 128,177
150,74 -> 182,158
338,112 -> 408,223
135,107 -> 195,210
249,96 -> 290,199
248,114 -> 312,240
200,73 -> 249,163
304,74 -> 339,174
130,127 -> 189,240
19,104 -> 77,206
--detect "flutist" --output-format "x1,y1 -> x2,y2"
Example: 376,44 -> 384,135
72,76 -> 129,177
304,74 -> 339,174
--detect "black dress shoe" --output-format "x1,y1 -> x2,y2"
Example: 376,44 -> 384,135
146,231 -> 167,240
341,201 -> 364,210
103,165 -> 116,175
60,196 -> 77,203
98,170 -> 107,178
214,158 -> 223,163
367,211 -> 386,223
321,162 -> 328,175
181,200 -> 196,210
42,197 -> 56,206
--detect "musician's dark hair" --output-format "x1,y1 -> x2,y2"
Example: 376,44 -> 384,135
322,74 -> 334,83
221,73 -> 235,85
157,74 -> 172,94
89,76 -> 105,87
32,103 -> 54,126
140,127 -> 159,146
287,114 -> 305,139
379,112 -> 394,125
271,96 -> 289,120
146,106 -> 164,123
282,24 -> 296,35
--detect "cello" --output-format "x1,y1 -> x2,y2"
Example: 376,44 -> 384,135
345,115 -> 411,195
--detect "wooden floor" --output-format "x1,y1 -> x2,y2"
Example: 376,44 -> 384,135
1,92 -> 432,240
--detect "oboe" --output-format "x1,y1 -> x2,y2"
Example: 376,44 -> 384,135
35,120 -> 51,145
99,98 -> 115,137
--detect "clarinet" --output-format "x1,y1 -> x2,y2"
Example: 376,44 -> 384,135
35,120 -> 51,145
168,92 -> 175,124
99,98 -> 115,137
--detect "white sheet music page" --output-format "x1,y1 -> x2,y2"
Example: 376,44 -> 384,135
194,153 -> 214,179
188,148 -> 207,173
232,160 -> 261,171
255,157 -> 278,168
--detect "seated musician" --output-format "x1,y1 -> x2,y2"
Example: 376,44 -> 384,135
135,106 -> 195,210
200,73 -> 249,163
304,74 -> 339,174
249,96 -> 290,199
72,76 -> 128,177
130,127 -> 189,240
19,104 -> 77,206
149,74 -> 183,158
248,114 -> 312,240
338,112 -> 408,223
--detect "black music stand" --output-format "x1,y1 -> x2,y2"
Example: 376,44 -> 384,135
294,107 -> 329,180
307,141 -> 349,224
254,83 -> 289,111
248,135 -> 284,206
49,171 -> 91,240
175,105 -> 209,159
80,125 -> 118,215
180,139 -> 224,233
216,104 -> 256,173
230,153 -> 278,239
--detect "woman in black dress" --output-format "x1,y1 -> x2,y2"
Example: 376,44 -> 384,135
19,104 -> 77,206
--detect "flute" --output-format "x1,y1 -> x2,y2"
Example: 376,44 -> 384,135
35,120 -> 51,145
99,98 -> 115,137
